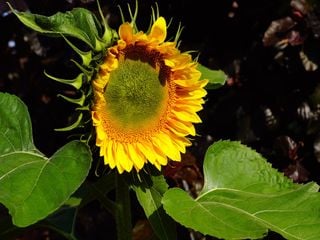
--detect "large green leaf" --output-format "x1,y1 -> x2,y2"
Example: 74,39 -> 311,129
9,5 -> 104,50
0,93 -> 92,227
0,93 -> 37,154
197,64 -> 227,89
133,172 -> 177,240
162,141 -> 320,240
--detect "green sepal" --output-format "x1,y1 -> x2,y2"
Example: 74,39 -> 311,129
62,35 -> 92,67
102,28 -> 117,46
44,71 -> 84,90
54,113 -> 83,132
8,4 -> 105,50
57,92 -> 86,106
85,85 -> 93,97
71,59 -> 93,77
94,37 -> 107,52
197,64 -> 227,89
96,0 -> 117,45
76,105 -> 90,111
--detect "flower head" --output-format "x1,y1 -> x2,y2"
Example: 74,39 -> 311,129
92,17 -> 208,173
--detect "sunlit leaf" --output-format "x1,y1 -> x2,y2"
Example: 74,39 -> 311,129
162,140 -> 320,240
9,4 -> 105,50
0,93 -> 92,227
0,93 -> 38,155
197,64 -> 227,89
133,173 -> 177,240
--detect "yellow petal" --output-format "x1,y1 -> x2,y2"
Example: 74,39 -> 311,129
169,55 -> 192,70
172,109 -> 202,123
127,143 -> 145,170
119,22 -> 134,42
153,161 -> 162,171
116,162 -> 125,174
100,55 -> 119,72
154,151 -> 168,166
167,122 -> 194,137
175,102 -> 203,112
152,133 -> 181,161
149,17 -> 167,43
167,117 -> 196,136
157,42 -> 177,55
177,88 -> 204,99
174,79 -> 198,87
96,127 -> 107,145
107,140 -> 116,169
92,111 -> 100,126
164,59 -> 175,68
99,138 -> 106,156
116,142 -> 133,172
151,140 -> 168,165
171,135 -> 192,152
137,141 -> 157,165
176,98 -> 205,107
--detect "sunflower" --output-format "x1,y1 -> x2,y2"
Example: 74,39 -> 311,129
92,17 -> 208,173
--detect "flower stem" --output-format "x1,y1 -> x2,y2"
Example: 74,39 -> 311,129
115,173 -> 132,240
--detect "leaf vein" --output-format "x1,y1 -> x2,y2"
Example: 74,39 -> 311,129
0,129 -> 16,152
0,160 -> 43,182
200,201 -> 304,240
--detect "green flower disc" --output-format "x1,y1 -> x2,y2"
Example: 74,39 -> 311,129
104,59 -> 167,130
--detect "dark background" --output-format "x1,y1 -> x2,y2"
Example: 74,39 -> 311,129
1,0 -> 320,239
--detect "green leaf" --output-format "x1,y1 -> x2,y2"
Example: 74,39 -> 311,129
0,93 -> 38,154
133,172 -> 177,240
201,141 -> 295,194
0,93 -> 92,227
9,4 -> 105,50
162,140 -> 320,240
197,64 -> 227,89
